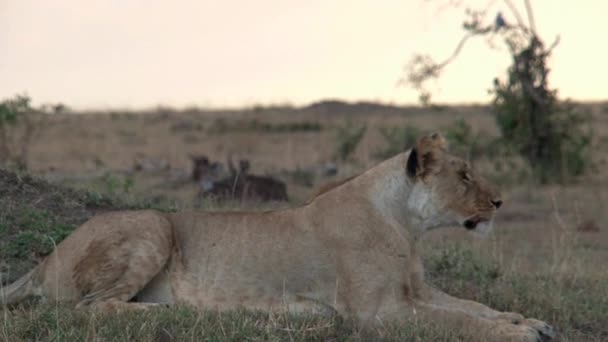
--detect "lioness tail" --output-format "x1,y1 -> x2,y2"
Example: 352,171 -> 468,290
1,267 -> 38,305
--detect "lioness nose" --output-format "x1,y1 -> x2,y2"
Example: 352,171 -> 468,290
490,198 -> 503,209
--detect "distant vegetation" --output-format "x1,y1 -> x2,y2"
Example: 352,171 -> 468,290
0,94 -> 45,171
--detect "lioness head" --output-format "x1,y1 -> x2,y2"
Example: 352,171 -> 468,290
406,132 -> 502,234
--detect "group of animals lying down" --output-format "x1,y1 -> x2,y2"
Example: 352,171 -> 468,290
1,133 -> 555,341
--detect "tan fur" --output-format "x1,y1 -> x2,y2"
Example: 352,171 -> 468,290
1,133 -> 554,341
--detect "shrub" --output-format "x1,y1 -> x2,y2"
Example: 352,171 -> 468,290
0,94 -> 45,170
492,38 -> 592,183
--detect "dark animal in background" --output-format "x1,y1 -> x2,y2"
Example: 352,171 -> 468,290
190,155 -> 223,190
190,155 -> 288,202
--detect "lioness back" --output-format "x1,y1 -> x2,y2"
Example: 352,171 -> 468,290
162,210 -> 337,310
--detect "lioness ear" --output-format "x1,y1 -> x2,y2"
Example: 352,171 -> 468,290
406,132 -> 447,179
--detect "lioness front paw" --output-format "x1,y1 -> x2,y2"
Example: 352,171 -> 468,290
519,318 -> 556,340
493,323 -> 543,342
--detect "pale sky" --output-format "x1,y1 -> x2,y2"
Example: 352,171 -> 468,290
1,1 -> 605,109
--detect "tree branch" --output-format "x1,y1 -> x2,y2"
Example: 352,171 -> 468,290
523,0 -> 537,35
502,0 -> 527,31
437,32 -> 475,69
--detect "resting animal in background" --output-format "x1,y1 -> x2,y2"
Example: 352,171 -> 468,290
190,155 -> 223,187
3,133 -> 554,342
191,155 -> 288,202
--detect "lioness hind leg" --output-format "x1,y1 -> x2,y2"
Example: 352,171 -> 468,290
74,241 -> 172,308
71,213 -> 174,308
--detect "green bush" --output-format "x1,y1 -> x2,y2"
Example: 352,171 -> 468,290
0,94 -> 43,170
492,38 -> 592,183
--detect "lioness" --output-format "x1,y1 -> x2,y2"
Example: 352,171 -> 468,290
1,133 -> 554,341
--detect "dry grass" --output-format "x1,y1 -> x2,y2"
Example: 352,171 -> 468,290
2,245 -> 606,341
2,304 -> 472,342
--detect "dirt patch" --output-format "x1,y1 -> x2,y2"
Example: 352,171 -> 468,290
0,169 -> 120,222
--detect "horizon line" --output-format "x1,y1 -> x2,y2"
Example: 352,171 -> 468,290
23,97 -> 608,113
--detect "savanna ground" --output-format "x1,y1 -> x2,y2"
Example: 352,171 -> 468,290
1,101 -> 608,341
